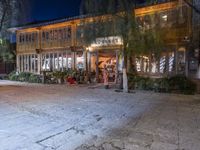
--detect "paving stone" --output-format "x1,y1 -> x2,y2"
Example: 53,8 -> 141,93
0,80 -> 199,150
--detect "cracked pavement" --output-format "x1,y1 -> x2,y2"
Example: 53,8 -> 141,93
0,80 -> 200,150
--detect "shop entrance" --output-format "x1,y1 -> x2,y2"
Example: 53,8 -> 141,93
89,50 -> 120,83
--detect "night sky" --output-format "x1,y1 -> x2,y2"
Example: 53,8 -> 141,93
26,0 -> 147,24
27,0 -> 81,23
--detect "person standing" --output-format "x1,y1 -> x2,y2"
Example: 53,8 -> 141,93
103,65 -> 109,89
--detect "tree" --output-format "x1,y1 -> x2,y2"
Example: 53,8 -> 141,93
0,39 -> 15,62
80,0 -> 140,92
80,0 -> 164,92
0,0 -> 26,62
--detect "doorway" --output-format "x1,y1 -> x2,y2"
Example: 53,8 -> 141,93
89,50 -> 119,83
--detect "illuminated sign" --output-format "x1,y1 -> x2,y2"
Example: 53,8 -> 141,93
91,36 -> 123,47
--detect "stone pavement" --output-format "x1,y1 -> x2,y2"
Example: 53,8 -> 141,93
0,80 -> 199,150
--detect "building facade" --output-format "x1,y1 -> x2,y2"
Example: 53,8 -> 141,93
10,0 -> 200,82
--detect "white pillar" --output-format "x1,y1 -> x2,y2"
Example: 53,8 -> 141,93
38,54 -> 41,74
16,55 -> 20,72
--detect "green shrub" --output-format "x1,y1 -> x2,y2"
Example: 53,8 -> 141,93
18,72 -> 32,82
169,75 -> 197,95
29,74 -> 42,83
154,78 -> 170,93
128,74 -> 197,95
52,71 -> 68,79
128,74 -> 154,90
145,78 -> 154,90
8,72 -> 42,84
8,71 -> 19,81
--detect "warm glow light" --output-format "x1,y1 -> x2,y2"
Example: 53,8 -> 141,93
86,46 -> 93,52
162,15 -> 168,21
91,36 -> 123,47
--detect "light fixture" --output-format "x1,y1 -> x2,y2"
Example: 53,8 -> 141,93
162,15 -> 167,21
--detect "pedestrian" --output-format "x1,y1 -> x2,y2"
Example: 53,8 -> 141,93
103,65 -> 109,89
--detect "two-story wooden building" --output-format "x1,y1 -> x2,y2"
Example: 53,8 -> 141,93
9,0 -> 200,82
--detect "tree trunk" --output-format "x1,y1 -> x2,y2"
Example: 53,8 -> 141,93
122,47 -> 129,93
0,10 -> 6,33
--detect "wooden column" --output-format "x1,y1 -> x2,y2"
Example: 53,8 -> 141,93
43,54 -> 46,70
25,55 -> 27,72
175,47 -> 178,75
33,54 -> 36,73
23,55 -> 26,72
66,51 -> 68,70
47,53 -> 50,71
83,50 -> 87,71
22,55 -> 24,72
30,54 -> 33,73
141,57 -> 144,73
28,55 -> 30,72
52,53 -> 55,71
61,52 -> 64,71
158,56 -> 161,74
149,54 -> 152,74
71,52 -> 75,70
56,52 -> 59,70
166,52 -> 169,75
74,52 -> 77,70
115,50 -> 119,84
24,55 -> 27,72
87,52 -> 91,80
84,50 -> 89,82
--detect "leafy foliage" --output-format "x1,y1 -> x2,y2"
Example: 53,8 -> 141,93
80,0 -> 164,66
8,72 -> 42,83
128,74 -> 197,95
0,0 -> 27,62
0,39 -> 15,62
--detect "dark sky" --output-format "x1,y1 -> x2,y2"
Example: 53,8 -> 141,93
24,0 -> 149,24
28,0 -> 81,23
